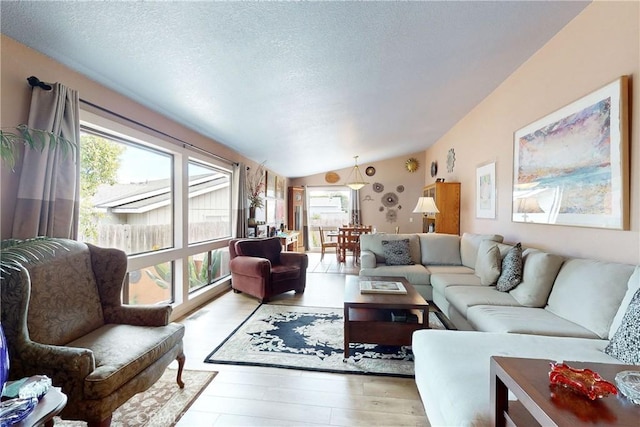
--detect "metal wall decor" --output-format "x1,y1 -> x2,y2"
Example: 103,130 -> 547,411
447,149 -> 456,173
373,183 -> 384,193
365,166 -> 376,176
396,185 -> 405,193
405,158 -> 419,172
381,192 -> 399,208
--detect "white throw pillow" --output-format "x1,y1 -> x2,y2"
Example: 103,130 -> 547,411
509,249 -> 564,307
474,240 -> 501,285
608,266 -> 640,339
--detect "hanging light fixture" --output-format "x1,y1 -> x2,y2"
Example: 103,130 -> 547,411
345,155 -> 368,190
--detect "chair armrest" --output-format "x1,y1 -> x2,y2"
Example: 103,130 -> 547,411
103,304 -> 171,326
18,341 -> 95,377
280,252 -> 308,269
360,250 -> 377,268
230,257 -> 271,278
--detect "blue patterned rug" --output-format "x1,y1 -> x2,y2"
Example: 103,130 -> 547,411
204,304 -> 449,377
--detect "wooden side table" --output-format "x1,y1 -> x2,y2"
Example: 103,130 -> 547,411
491,356 -> 640,427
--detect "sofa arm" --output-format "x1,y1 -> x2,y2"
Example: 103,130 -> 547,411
280,252 -> 308,269
230,257 -> 271,278
103,304 -> 172,326
360,250 -> 377,269
18,341 -> 95,377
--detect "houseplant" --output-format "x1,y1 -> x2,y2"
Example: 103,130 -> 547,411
246,162 -> 266,225
1,124 -> 75,169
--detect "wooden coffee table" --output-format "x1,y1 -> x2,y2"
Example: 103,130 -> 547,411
343,276 -> 429,357
491,356 -> 640,427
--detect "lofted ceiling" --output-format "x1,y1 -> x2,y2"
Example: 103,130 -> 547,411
0,1 -> 589,177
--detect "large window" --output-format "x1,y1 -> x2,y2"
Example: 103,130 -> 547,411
79,130 -> 173,254
79,113 -> 234,310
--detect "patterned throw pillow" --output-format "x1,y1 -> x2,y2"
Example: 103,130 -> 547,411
605,288 -> 640,364
382,239 -> 414,266
496,243 -> 523,292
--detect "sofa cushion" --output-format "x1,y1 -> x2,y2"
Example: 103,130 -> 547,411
445,285 -> 521,317
359,264 -> 430,286
235,237 -> 281,265
509,249 -> 564,307
66,323 -> 185,399
466,305 -> 599,338
381,239 -> 413,265
604,288 -> 640,364
271,264 -> 301,281
496,243 -> 523,292
419,233 -> 462,265
460,233 -> 503,269
475,240 -> 501,285
608,266 -> 640,338
26,242 -> 105,345
413,330 -> 618,427
430,273 -> 483,296
545,259 -> 635,339
427,265 -> 474,275
359,233 -> 421,265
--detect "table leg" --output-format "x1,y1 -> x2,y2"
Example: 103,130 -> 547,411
491,364 -> 508,427
343,305 -> 350,358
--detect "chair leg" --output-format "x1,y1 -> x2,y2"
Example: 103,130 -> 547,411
176,352 -> 185,388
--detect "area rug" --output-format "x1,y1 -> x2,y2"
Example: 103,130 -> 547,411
204,304 -> 450,378
54,368 -> 216,427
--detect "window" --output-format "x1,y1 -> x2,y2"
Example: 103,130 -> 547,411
79,130 -> 174,254
188,160 -> 231,244
79,112 -> 234,309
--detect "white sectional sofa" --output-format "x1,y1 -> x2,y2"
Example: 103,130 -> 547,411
359,232 -> 640,426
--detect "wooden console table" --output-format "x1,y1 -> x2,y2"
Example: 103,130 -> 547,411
491,356 -> 640,427
278,231 -> 299,251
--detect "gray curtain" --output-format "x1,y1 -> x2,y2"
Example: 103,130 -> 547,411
12,82 -> 80,239
303,185 -> 309,250
350,188 -> 362,226
233,162 -> 248,238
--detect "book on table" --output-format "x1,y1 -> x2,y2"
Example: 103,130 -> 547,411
359,280 -> 407,294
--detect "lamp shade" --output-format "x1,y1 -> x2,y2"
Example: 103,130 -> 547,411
412,197 -> 440,214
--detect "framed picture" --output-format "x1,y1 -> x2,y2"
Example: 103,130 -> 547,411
247,227 -> 256,238
266,171 -> 276,198
266,199 -> 276,225
476,161 -> 496,219
275,175 -> 285,199
512,76 -> 629,229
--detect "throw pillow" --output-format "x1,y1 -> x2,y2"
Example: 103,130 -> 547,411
475,240 -> 501,285
605,288 -> 640,364
496,243 -> 523,292
382,239 -> 414,266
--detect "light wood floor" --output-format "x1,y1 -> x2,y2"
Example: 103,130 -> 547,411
173,251 -> 429,427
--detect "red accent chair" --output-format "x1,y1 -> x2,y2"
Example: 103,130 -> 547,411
229,237 -> 308,303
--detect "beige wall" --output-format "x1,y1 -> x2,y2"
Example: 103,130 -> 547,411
423,1 -> 640,264
0,35 -> 271,239
290,152 -> 426,234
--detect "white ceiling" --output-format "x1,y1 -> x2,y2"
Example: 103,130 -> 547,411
1,1 -> 589,177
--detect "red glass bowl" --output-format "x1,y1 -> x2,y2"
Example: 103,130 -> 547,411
549,362 -> 618,400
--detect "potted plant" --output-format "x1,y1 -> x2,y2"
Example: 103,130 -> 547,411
246,162 -> 266,225
1,124 -> 75,169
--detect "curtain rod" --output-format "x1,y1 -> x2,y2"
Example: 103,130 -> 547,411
27,76 -> 237,166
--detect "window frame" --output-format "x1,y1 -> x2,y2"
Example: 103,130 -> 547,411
80,110 -> 233,318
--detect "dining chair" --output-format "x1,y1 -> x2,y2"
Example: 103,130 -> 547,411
338,225 -> 372,265
318,226 -> 338,261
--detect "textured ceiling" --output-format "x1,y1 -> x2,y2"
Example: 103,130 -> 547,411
0,1 -> 589,177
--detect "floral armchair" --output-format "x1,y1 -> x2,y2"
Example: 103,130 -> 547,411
229,237 -> 308,303
0,238 -> 185,427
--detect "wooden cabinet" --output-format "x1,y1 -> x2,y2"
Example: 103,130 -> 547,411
287,187 -> 304,249
422,182 -> 460,235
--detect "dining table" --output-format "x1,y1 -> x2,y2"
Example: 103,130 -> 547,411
337,226 -> 372,264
